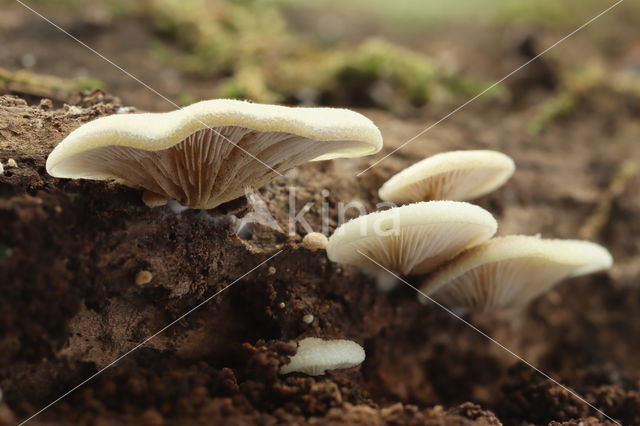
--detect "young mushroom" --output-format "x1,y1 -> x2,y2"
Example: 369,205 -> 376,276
326,201 -> 497,275
302,232 -> 329,250
378,150 -> 515,203
420,235 -> 613,312
280,337 -> 365,376
46,99 -> 382,209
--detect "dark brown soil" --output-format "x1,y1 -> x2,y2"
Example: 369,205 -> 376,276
1,79 -> 639,425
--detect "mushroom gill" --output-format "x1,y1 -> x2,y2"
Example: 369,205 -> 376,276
378,150 -> 515,203
326,201 -> 498,275
421,235 -> 613,312
46,99 -> 383,209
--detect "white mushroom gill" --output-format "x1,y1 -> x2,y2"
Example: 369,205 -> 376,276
280,337 -> 365,376
327,201 -> 497,275
378,150 -> 515,203
421,235 -> 613,312
46,99 -> 382,209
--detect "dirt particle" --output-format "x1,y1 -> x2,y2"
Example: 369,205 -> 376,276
135,270 -> 153,285
138,409 -> 164,426
116,106 -> 134,114
0,403 -> 15,425
38,98 -> 53,110
268,266 -> 276,275
64,105 -> 83,115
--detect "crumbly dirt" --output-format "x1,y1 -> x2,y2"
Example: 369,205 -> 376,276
1,76 -> 639,426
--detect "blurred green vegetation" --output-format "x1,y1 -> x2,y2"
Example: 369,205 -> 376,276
107,0 -> 500,112
529,60 -> 640,134
0,0 -> 487,111
11,0 -> 640,116
281,0 -> 628,32
0,67 -> 104,101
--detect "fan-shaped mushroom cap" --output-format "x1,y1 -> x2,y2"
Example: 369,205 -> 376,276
327,201 -> 497,275
280,337 -> 365,376
46,99 -> 382,209
378,150 -> 515,203
421,235 -> 613,312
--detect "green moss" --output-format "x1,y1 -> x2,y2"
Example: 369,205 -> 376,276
178,93 -> 197,106
129,0 -> 496,110
0,67 -> 104,100
220,81 -> 248,100
318,39 -> 497,112
528,61 -> 606,134
11,0 -> 504,110
324,39 -> 438,108
528,91 -> 576,134
75,77 -> 104,91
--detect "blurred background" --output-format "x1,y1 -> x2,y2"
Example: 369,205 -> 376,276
1,0 -> 639,123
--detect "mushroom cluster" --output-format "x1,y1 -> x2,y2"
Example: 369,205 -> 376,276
46,101 -> 613,378
328,149 -> 612,312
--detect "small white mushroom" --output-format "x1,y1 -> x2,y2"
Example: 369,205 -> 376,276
421,235 -> 613,312
46,99 -> 382,209
302,232 -> 329,250
6,159 -> 17,168
0,162 -> 4,175
379,150 -> 515,203
280,337 -> 365,376
167,199 -> 189,214
327,201 -> 497,275
302,314 -> 314,324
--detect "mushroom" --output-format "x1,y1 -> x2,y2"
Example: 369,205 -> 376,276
421,235 -> 613,312
280,337 -> 365,376
302,232 -> 329,250
378,150 -> 515,203
46,99 -> 382,209
326,201 -> 497,275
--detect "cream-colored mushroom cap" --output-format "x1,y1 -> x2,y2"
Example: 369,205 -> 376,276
46,99 -> 382,209
421,235 -> 613,312
378,150 -> 515,203
280,337 -> 365,376
327,201 -> 497,275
